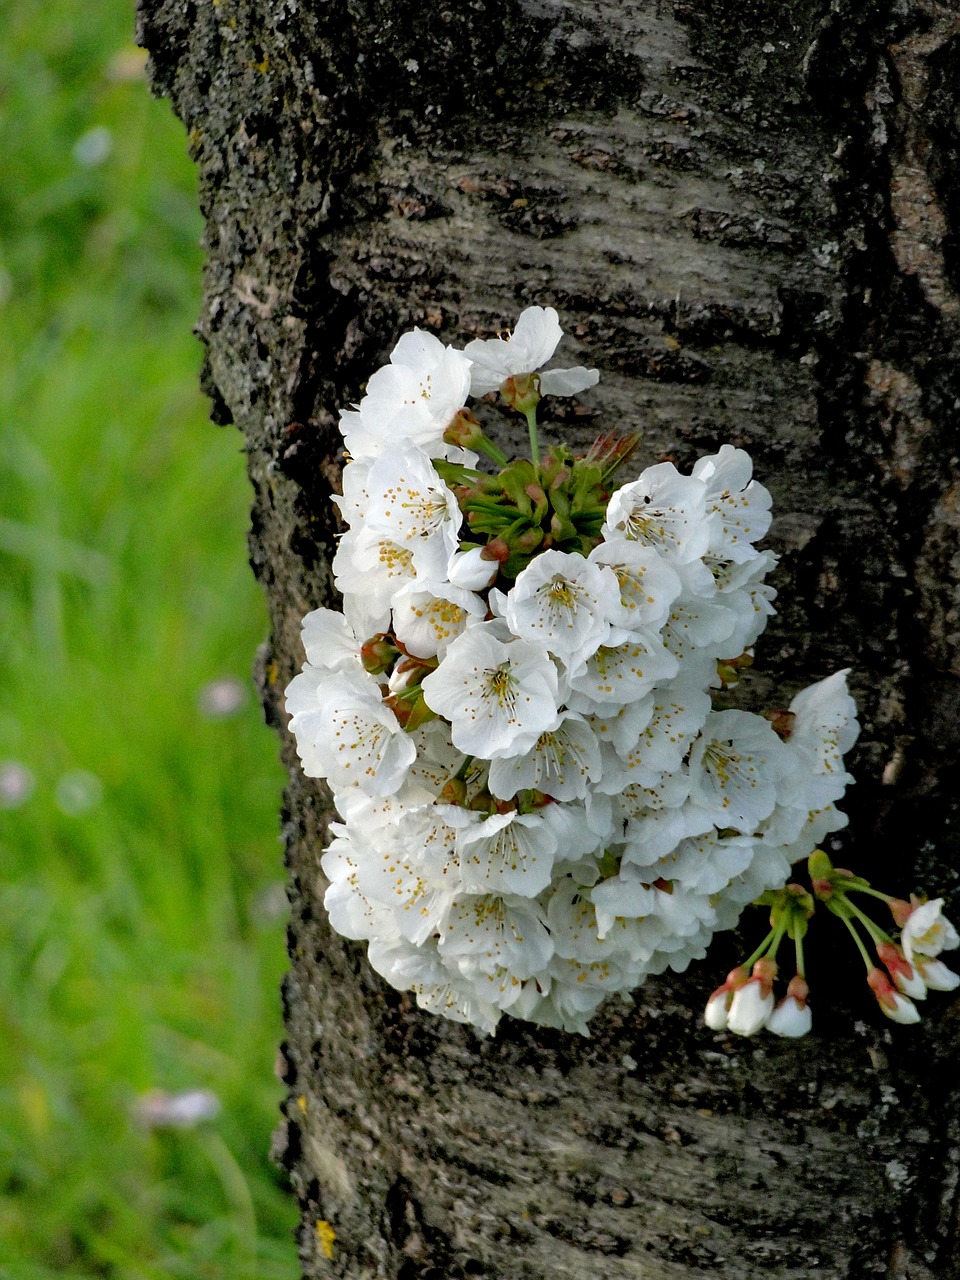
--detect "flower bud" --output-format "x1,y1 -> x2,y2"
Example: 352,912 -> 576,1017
728,980 -> 774,1037
448,547 -> 499,591
704,991 -> 731,1031
703,967 -> 749,1032
727,959 -> 776,1037
440,778 -> 468,807
867,967 -> 921,1025
876,940 -> 926,1000
887,897 -> 913,929
913,957 -> 960,992
762,708 -> 796,741
385,689 -> 436,732
768,996 -> 812,1038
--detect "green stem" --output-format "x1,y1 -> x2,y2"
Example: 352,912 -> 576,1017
847,884 -> 894,904
453,755 -> 475,782
838,912 -> 875,973
767,912 -> 790,962
477,436 -> 510,468
794,929 -> 806,981
525,407 -> 540,468
843,896 -> 894,946
743,928 -> 776,971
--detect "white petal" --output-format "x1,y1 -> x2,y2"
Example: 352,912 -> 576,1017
538,366 -> 599,396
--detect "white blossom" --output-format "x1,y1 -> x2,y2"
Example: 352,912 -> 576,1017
448,546 -> 499,591
286,310 -> 867,1037
299,607 -> 363,671
439,893 -> 553,979
362,443 -> 462,579
455,809 -> 558,896
767,995 -> 812,1038
339,329 -> 473,462
420,626 -> 560,759
504,549 -> 619,666
391,580 -> 486,658
914,957 -> 960,991
587,540 -> 682,632
901,899 -> 960,964
463,306 -> 598,398
692,444 -> 773,563
285,666 -> 416,796
487,712 -> 601,801
687,710 -> 792,834
727,977 -> 774,1036
565,631 -> 679,710
604,463 -> 710,563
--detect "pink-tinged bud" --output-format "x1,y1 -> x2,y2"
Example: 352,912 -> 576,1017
728,978 -> 774,1037
483,537 -> 511,566
768,995 -> 813,1038
704,991 -> 731,1031
501,372 -> 541,414
385,690 -> 436,732
888,897 -> 913,928
876,940 -> 927,1000
762,708 -> 796,741
751,956 -> 778,994
785,974 -> 809,1004
867,967 -> 921,1025
914,957 -> 960,992
703,967 -> 749,1032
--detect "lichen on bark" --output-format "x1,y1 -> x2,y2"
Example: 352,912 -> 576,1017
139,1 -> 960,1274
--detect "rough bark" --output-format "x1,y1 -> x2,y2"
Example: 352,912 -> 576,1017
138,1 -> 960,1275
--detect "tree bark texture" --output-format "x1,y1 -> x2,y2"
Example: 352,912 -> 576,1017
138,1 -> 960,1275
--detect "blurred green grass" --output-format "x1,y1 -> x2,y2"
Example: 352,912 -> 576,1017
0,1 -> 298,1275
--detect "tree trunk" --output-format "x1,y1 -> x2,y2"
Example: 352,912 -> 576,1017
138,0 -> 960,1274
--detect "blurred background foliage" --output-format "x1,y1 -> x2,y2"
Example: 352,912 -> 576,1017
0,1 -> 298,1275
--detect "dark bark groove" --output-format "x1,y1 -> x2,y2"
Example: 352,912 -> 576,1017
139,1 -> 960,1275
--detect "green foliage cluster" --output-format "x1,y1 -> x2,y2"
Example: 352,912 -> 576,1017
0,2 -> 297,1275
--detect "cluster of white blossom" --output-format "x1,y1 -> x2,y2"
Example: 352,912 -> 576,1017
285,306 -> 861,1035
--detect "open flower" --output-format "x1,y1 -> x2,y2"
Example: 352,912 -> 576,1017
284,306 -> 873,1037
901,898 -> 960,965
339,329 -> 473,462
285,667 -> 416,796
504,549 -> 619,666
420,625 -> 559,758
463,306 -> 598,398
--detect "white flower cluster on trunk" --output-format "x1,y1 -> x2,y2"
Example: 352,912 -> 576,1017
284,308 -> 860,1035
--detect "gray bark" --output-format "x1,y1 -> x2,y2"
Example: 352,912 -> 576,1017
138,0 -> 960,1274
